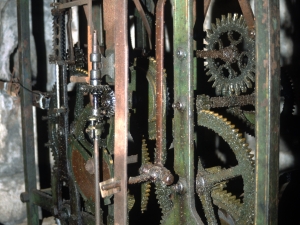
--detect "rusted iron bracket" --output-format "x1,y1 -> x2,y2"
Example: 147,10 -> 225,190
196,94 -> 255,110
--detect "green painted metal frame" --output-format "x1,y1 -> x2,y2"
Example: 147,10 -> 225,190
17,0 -> 39,224
254,0 -> 280,224
163,0 -> 203,224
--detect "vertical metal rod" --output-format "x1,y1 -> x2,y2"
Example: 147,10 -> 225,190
94,136 -> 101,225
254,0 -> 280,224
114,0 -> 128,224
56,65 -> 60,108
87,0 -> 93,81
99,3 -> 104,46
17,0 -> 39,224
155,0 -> 166,166
238,0 -> 255,30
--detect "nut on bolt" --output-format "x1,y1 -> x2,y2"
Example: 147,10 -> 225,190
172,102 -> 183,110
172,181 -> 184,194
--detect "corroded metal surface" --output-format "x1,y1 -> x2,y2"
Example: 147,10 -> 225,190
17,0 -> 39,223
196,94 -> 255,110
162,0 -> 203,223
238,0 -> 255,32
155,0 -> 167,166
254,0 -> 281,224
72,150 -> 95,201
203,13 -> 255,96
197,110 -> 255,224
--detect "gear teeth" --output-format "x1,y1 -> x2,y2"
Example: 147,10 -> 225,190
205,13 -> 255,96
221,15 -> 226,24
76,68 -> 88,75
206,70 -> 212,76
233,13 -> 239,21
197,110 -> 255,224
244,78 -> 252,88
128,193 -> 135,212
211,23 -> 217,31
207,30 -> 213,37
238,15 -> 245,26
216,18 -> 221,27
247,73 -> 255,82
141,139 -> 151,213
155,182 -> 173,224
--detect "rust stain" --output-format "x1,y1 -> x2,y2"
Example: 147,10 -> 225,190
260,98 -> 268,107
263,59 -> 268,68
72,149 -> 110,202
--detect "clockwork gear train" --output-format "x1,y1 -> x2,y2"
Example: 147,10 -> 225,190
16,0 -> 290,224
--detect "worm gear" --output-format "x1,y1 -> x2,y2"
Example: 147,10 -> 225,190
204,13 -> 255,96
196,110 -> 255,224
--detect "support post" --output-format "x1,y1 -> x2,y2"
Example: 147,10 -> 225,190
163,0 -> 203,224
17,0 -> 39,224
255,0 -> 280,224
114,0 -> 128,224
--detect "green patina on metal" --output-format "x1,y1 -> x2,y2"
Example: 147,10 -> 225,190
254,0 -> 281,225
162,0 -> 202,224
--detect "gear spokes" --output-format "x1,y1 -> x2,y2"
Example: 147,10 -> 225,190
196,110 -> 255,224
198,13 -> 255,96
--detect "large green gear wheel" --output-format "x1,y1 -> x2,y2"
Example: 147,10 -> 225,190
197,110 -> 255,224
205,13 -> 255,96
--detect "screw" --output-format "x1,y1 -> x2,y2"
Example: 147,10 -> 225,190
172,182 -> 184,194
176,48 -> 186,60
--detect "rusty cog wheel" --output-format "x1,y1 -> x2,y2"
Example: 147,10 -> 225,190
196,110 -> 255,225
205,13 -> 255,96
